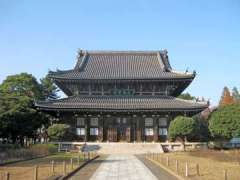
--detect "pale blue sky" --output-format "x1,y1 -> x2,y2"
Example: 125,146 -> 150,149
0,0 -> 240,105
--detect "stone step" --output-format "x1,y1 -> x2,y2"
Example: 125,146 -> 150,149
83,142 -> 164,154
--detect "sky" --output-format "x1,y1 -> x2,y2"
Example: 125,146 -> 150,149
0,0 -> 240,106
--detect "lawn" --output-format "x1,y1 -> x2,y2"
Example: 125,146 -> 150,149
0,152 -> 86,180
148,150 -> 240,180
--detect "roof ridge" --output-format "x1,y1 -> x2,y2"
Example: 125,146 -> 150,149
81,50 -> 160,55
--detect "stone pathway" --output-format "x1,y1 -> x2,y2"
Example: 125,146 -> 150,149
89,154 -> 158,180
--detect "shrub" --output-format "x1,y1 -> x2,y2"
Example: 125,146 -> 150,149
0,143 -> 57,164
30,144 -> 58,155
168,116 -> 198,142
0,144 -> 21,152
47,124 -> 75,141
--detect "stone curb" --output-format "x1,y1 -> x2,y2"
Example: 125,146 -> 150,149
58,155 -> 100,180
146,157 -> 185,180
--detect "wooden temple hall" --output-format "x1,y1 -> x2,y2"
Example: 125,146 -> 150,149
36,50 -> 208,142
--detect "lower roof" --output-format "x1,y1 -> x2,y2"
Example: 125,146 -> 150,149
35,96 -> 208,113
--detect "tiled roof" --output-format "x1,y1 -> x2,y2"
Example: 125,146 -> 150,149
35,96 -> 207,112
49,50 -> 195,80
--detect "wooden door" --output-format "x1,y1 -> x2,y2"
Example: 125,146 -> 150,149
136,128 -> 142,142
108,128 -> 117,142
118,126 -> 131,142
126,127 -> 131,142
118,126 -> 125,141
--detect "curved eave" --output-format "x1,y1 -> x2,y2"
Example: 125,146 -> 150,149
35,106 -> 207,114
48,73 -> 195,82
35,98 -> 207,113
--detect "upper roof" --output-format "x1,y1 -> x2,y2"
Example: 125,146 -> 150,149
49,50 -> 195,80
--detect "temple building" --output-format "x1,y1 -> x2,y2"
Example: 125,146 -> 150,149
36,50 -> 208,142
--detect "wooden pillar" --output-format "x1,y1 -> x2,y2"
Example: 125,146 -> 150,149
136,116 -> 141,142
99,116 -> 104,142
154,117 -> 158,142
131,115 -> 135,142
85,116 -> 88,142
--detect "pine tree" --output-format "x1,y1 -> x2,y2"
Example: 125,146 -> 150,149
232,87 -> 240,104
219,87 -> 234,106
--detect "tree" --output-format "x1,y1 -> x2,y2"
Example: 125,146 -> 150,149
233,128 -> 240,138
178,93 -> 196,100
192,115 -> 210,141
232,87 -> 240,104
219,87 -> 234,106
168,116 -> 198,142
47,124 -> 75,141
0,73 -> 49,144
209,104 -> 240,140
40,76 -> 59,100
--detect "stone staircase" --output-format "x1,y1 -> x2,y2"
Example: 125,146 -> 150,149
84,142 -> 164,154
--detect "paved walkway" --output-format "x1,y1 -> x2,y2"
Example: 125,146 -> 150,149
89,155 -> 158,180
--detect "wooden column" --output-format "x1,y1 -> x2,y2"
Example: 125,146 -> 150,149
85,117 -> 88,142
131,115 -> 137,142
136,116 -> 142,142
99,117 -> 104,142
154,117 -> 159,142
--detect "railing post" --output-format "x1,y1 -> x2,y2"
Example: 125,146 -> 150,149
185,162 -> 188,177
5,172 -> 10,180
63,161 -> 66,175
224,169 -> 228,180
166,157 -> 169,166
34,165 -> 38,180
196,163 -> 200,176
78,155 -> 80,165
176,160 -> 179,174
71,158 -> 73,170
51,161 -> 55,174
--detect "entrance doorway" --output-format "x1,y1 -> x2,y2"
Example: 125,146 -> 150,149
107,118 -> 131,142
118,126 -> 130,142
117,118 -> 130,142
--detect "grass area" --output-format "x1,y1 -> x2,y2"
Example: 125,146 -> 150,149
0,152 -> 89,180
147,150 -> 240,180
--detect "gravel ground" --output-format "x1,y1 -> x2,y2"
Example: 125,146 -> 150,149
137,155 -> 179,180
69,155 -> 108,180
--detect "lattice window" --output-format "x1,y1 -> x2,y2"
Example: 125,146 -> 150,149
90,118 -> 99,126
159,128 -> 168,135
90,128 -> 99,135
76,118 -> 85,126
76,128 -> 85,135
159,118 -> 167,126
122,118 -> 127,124
145,128 -> 154,136
145,118 -> 153,127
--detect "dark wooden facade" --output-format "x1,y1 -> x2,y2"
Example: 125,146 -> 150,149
57,112 -> 176,142
36,50 -> 208,142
